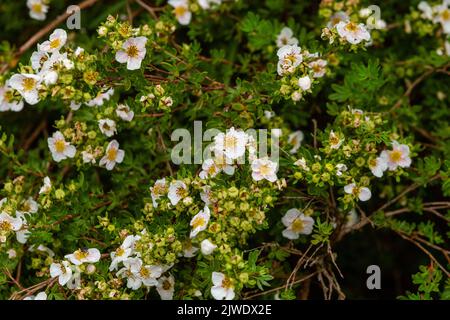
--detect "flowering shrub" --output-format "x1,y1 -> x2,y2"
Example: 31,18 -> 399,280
0,0 -> 449,300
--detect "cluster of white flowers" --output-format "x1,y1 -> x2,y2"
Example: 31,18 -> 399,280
276,39 -> 328,101
7,29 -> 73,106
109,234 -> 175,299
418,0 -> 450,55
369,140 -> 412,178
168,0 -> 222,25
322,11 -> 372,45
27,0 -> 49,21
419,0 -> 450,34
0,197 -> 38,244
50,247 -> 101,288
198,127 -> 279,183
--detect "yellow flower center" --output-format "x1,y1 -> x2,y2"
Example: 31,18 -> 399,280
54,139 -> 66,153
258,164 -> 271,175
107,147 -> 118,161
441,9 -> 450,21
176,186 -> 186,198
22,78 -> 36,92
192,216 -> 205,229
152,184 -> 165,196
74,249 -> 89,261
0,221 -> 12,231
345,22 -> 358,32
116,247 -> 125,257
139,267 -> 150,278
221,277 -> 233,289
126,45 -> 139,58
207,165 -> 218,175
174,6 -> 187,17
352,186 -> 360,197
224,136 -> 238,150
389,150 -> 403,163
50,38 -> 61,49
291,218 -> 304,233
32,3 -> 43,13
368,158 -> 377,168
330,135 -> 340,145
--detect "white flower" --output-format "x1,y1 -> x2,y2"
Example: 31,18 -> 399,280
0,85 -> 24,112
86,88 -> 114,107
7,249 -> 17,259
336,21 -> 371,44
157,275 -> 175,300
50,261 -> 73,286
199,158 -> 220,179
201,239 -> 217,255
294,157 -> 309,171
0,212 -> 23,232
211,272 -> 235,300
27,0 -> 48,21
308,59 -> 327,78
30,51 -> 48,72
434,3 -> 450,34
47,131 -> 76,162
9,73 -> 41,105
200,186 -> 214,205
24,291 -> 47,300
116,103 -> 134,121
75,47 -> 85,56
182,241 -> 199,257
39,29 -> 67,53
329,130 -> 344,149
99,140 -> 125,170
264,110 -> 275,119
39,176 -> 52,194
190,206 -> 210,238
213,127 -> 248,160
81,150 -> 96,164
20,197 -> 38,215
212,152 -> 235,175
16,227 -> 31,244
277,44 -> 303,76
116,258 -> 144,290
418,1 -> 434,20
150,178 -> 167,208
281,209 -> 314,239
327,11 -> 350,28
369,156 -> 388,177
298,75 -> 312,91
169,0 -> 192,25
335,163 -> 348,177
288,131 -> 304,154
115,37 -> 148,70
65,248 -> 101,265
98,119 -> 117,137
109,235 -> 140,271
198,0 -> 221,10
137,264 -> 163,287
344,183 -> 372,202
345,209 -> 360,228
380,141 -> 412,171
251,158 -> 278,182
168,180 -> 188,206
70,101 -> 81,110
276,27 -> 299,48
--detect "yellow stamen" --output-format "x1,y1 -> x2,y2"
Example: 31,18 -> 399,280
192,216 -> 205,229
107,148 -> 118,161
126,45 -> 139,58
22,78 -> 36,92
54,139 -> 66,153
291,218 -> 304,233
